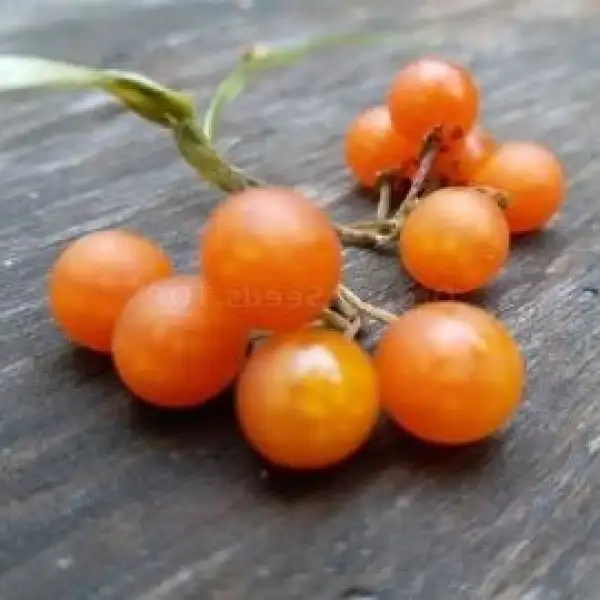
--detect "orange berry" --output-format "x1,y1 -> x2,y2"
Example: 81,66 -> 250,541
470,141 -> 565,233
399,187 -> 510,293
375,301 -> 525,445
49,229 -> 173,352
388,57 -> 479,145
344,105 -> 418,187
237,329 -> 379,469
434,126 -> 496,184
200,187 -> 342,332
112,275 -> 248,408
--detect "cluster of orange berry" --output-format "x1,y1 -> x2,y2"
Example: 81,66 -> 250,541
48,56 -> 565,471
345,56 -> 565,293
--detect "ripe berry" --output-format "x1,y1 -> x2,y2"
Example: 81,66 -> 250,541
49,229 -> 173,352
399,187 -> 510,293
375,301 -> 525,445
344,105 -> 418,187
112,275 -> 248,408
237,329 -> 379,469
470,141 -> 565,233
200,187 -> 342,332
387,57 -> 480,145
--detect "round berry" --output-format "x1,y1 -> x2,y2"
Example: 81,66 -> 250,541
387,57 -> 479,145
345,105 -> 418,187
49,229 -> 173,352
200,187 -> 342,332
237,329 -> 379,469
470,141 -> 565,233
112,275 -> 248,408
399,187 -> 510,293
375,301 -> 525,445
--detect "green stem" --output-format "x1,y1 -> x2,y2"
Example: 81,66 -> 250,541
202,32 -> 402,145
202,62 -> 247,142
173,120 -> 265,191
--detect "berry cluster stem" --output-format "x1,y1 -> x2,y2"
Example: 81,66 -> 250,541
338,285 -> 397,324
337,129 -> 441,249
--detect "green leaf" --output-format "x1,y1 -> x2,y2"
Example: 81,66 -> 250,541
0,55 -> 103,90
0,55 -> 196,127
0,55 -> 246,192
100,70 -> 196,127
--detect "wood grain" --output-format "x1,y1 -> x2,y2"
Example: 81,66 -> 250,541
1,1 -> 600,599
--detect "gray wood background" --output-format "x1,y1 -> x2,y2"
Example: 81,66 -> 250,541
1,1 -> 600,599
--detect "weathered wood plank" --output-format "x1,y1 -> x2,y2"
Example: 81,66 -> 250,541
2,1 -> 600,599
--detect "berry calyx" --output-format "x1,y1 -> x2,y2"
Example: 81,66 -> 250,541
435,125 -> 496,185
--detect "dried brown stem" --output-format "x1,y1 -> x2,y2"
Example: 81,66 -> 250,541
339,130 -> 441,250
335,223 -> 392,249
338,285 -> 397,324
473,186 -> 511,209
321,307 -> 356,332
376,178 -> 392,220
392,128 -> 440,218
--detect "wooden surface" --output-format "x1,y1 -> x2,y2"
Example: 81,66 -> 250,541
1,1 -> 600,599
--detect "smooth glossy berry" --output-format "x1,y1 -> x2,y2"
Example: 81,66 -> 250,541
344,105 -> 418,187
49,229 -> 173,352
112,275 -> 248,408
399,187 -> 510,293
470,141 -> 565,233
375,301 -> 525,445
200,187 -> 342,332
388,57 -> 479,145
237,329 -> 379,469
